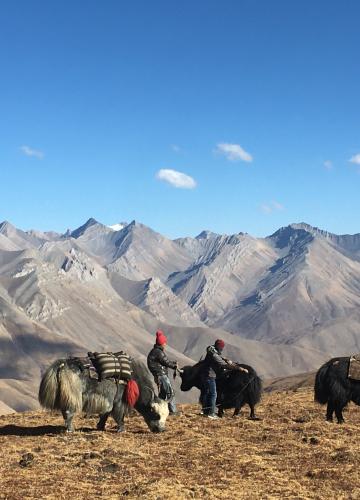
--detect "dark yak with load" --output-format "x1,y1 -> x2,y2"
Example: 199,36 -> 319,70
180,360 -> 262,419
39,353 -> 171,433
314,354 -> 360,423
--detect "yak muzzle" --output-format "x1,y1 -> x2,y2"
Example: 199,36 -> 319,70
150,423 -> 166,433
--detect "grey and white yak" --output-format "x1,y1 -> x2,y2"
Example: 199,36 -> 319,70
39,357 -> 170,432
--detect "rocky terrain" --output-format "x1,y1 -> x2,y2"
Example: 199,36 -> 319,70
1,218 -> 360,412
0,388 -> 359,499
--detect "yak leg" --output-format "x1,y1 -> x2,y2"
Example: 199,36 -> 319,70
218,406 -> 224,418
112,403 -> 126,432
62,409 -> 75,432
112,385 -> 126,433
326,402 -> 334,422
232,407 -> 241,418
334,404 -> 345,424
232,397 -> 244,418
249,403 -> 260,420
97,412 -> 110,431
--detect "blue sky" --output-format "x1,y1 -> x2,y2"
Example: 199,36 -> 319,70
1,0 -> 360,238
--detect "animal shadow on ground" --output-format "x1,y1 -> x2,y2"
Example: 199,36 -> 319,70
0,424 -> 64,437
0,424 -> 139,436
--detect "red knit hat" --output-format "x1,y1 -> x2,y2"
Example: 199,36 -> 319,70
156,330 -> 167,346
215,339 -> 225,349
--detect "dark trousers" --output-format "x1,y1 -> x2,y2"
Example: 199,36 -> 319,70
201,378 -> 217,416
158,375 -> 177,413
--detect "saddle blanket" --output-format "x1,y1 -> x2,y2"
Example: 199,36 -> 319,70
88,351 -> 132,381
348,354 -> 360,381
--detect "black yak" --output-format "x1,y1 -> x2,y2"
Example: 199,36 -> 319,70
39,357 -> 170,432
314,357 -> 360,423
180,360 -> 262,419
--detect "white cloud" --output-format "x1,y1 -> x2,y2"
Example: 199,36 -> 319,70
171,144 -> 181,153
260,200 -> 285,214
349,154 -> 360,165
215,143 -> 253,162
20,145 -> 44,159
156,169 -> 196,189
323,160 -> 333,170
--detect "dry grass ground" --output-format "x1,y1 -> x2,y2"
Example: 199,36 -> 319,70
0,388 -> 359,499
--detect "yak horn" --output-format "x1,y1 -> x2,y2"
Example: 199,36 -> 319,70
145,386 -> 155,402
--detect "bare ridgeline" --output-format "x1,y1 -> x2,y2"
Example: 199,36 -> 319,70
0,219 -> 360,497
1,218 -> 360,412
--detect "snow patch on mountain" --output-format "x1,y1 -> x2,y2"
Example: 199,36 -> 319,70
108,222 -> 128,231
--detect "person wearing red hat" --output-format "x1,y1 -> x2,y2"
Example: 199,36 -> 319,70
200,339 -> 234,419
147,330 -> 179,415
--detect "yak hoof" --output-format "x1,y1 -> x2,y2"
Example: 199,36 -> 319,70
249,416 -> 261,421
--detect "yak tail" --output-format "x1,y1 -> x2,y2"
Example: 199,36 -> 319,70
38,360 -> 83,413
125,380 -> 140,407
248,371 -> 262,405
38,361 -> 59,410
314,361 -> 331,405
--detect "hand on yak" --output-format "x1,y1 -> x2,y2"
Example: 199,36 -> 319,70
229,364 -> 249,373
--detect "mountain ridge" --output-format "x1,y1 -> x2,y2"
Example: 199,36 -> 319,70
1,217 -> 359,412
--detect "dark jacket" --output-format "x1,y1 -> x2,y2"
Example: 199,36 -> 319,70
147,344 -> 177,378
203,345 -> 229,379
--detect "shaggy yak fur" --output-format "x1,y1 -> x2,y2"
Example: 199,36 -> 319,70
314,356 -> 360,423
39,357 -> 170,432
180,360 -> 262,419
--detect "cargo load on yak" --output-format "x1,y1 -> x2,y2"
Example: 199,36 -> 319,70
348,353 -> 360,380
87,351 -> 139,408
88,351 -> 133,381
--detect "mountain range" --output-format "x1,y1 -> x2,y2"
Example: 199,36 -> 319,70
1,218 -> 359,412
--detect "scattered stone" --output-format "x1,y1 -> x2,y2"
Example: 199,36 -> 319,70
83,451 -> 101,460
309,437 -> 319,445
75,460 -> 86,468
19,453 -> 34,467
293,416 -> 308,423
101,463 -> 120,473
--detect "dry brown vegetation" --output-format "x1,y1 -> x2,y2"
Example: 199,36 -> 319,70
0,388 -> 359,499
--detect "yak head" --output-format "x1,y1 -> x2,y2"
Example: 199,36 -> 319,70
142,395 -> 169,433
179,365 -> 197,392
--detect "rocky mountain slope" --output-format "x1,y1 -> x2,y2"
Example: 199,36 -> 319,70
216,226 -> 360,353
0,217 -> 359,412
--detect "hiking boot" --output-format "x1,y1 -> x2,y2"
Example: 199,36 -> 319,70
169,411 -> 181,417
207,414 -> 219,420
